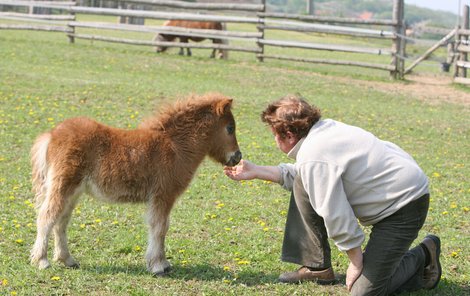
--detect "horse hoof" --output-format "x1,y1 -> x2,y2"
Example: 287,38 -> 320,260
37,259 -> 51,270
66,262 -> 80,269
153,266 -> 172,277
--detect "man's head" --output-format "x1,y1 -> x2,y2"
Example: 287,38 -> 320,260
261,94 -> 321,141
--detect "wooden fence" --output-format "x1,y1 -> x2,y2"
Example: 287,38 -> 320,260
0,0 -> 407,78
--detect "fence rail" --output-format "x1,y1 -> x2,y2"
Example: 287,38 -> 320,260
118,0 -> 264,12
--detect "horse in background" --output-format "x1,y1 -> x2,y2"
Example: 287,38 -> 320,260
30,93 -> 242,275
154,20 -> 228,59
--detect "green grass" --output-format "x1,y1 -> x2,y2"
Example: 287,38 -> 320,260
0,27 -> 469,296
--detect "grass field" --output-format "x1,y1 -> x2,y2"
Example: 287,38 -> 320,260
0,26 -> 469,296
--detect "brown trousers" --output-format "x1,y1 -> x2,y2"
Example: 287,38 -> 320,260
281,176 -> 430,295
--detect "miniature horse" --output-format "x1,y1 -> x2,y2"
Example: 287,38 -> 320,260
30,93 -> 242,275
154,20 -> 228,59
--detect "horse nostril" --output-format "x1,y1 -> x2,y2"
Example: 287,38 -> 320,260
231,150 -> 242,165
226,150 -> 242,166
235,150 -> 242,161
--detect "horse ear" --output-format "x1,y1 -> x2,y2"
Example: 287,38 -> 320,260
213,98 -> 233,116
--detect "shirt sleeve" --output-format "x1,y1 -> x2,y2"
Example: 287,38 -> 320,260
299,161 -> 364,251
278,163 -> 296,191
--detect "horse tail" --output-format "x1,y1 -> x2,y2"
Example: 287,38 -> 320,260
31,132 -> 51,209
220,22 -> 229,59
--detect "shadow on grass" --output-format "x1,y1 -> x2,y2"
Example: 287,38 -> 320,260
82,262 -> 280,285
165,263 -> 281,286
83,262 -> 348,287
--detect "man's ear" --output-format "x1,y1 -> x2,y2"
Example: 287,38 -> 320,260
285,131 -> 297,144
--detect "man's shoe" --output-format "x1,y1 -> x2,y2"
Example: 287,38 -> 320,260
278,266 -> 335,284
421,235 -> 442,289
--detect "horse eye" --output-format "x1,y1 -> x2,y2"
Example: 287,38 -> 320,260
226,125 -> 235,135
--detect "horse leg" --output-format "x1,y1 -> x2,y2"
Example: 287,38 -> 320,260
178,37 -> 186,56
146,198 -> 173,275
178,37 -> 191,56
31,175 -> 67,269
52,191 -> 81,268
210,47 -> 216,59
211,38 -> 223,59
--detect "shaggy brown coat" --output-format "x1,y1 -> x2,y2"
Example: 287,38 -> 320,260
30,93 -> 241,275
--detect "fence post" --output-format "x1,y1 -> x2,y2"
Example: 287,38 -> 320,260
390,0 -> 404,79
256,0 -> 266,62
457,5 -> 469,77
67,0 -> 76,43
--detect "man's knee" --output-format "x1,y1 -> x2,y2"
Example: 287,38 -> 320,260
350,276 -> 387,296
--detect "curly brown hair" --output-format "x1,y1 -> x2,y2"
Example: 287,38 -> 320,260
261,94 -> 321,139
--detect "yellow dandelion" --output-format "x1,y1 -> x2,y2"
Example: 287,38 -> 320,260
216,203 -> 225,209
134,245 -> 141,252
11,292 -> 17,296
178,249 -> 185,253
441,211 -> 448,215
225,227 -> 231,231
51,276 -> 60,281
237,260 -> 250,265
80,224 -> 86,229
432,172 -> 441,178
15,239 -> 23,244
223,266 -> 230,271
2,279 -> 8,286
211,214 -> 217,219
450,203 -> 457,209
263,227 -> 269,231
451,251 -> 458,258
463,207 -> 469,212
94,219 -> 101,223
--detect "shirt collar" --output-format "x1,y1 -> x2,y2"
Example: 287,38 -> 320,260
286,120 -> 324,160
287,137 -> 305,159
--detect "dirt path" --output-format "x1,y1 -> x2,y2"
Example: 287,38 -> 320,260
339,73 -> 470,107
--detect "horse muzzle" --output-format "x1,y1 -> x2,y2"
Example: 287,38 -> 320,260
225,150 -> 242,166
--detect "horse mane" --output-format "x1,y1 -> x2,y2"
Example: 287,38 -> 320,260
139,93 -> 232,132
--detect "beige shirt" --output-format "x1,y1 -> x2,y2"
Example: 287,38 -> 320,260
278,119 -> 429,251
